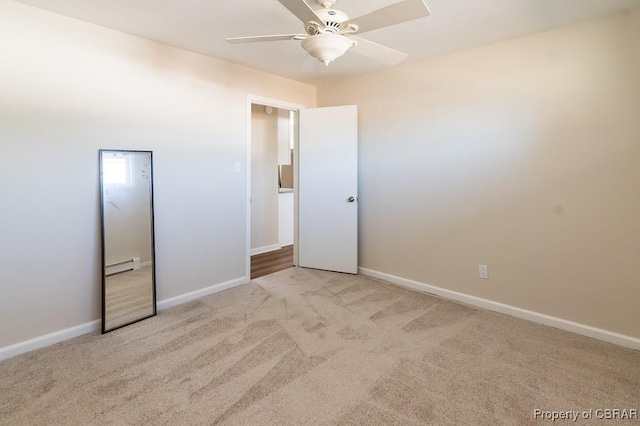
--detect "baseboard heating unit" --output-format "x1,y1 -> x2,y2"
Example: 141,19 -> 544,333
105,257 -> 141,276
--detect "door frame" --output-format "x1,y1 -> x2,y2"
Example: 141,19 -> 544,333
245,94 -> 305,281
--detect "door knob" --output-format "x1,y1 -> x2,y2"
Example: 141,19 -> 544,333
347,196 -> 356,203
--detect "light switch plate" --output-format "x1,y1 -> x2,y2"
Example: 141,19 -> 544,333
479,265 -> 489,279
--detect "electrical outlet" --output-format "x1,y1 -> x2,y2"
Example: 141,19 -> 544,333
479,265 -> 489,280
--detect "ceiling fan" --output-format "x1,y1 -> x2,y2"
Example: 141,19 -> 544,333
226,0 -> 431,67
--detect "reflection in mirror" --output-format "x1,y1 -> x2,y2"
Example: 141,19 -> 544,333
278,109 -> 295,193
100,150 -> 156,333
278,149 -> 294,191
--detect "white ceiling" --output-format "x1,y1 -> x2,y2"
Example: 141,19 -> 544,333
14,0 -> 637,85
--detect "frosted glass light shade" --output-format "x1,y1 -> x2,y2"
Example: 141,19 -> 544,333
301,34 -> 354,66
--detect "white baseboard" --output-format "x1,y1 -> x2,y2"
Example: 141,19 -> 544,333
359,267 -> 640,351
250,244 -> 282,256
0,275 -> 249,362
157,276 -> 248,311
0,320 -> 101,362
5,268 -> 637,362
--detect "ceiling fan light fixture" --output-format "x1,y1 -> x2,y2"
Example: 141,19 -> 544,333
227,0 -> 431,69
301,33 -> 354,66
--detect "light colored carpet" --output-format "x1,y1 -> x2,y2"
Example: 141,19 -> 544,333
1,267 -> 638,425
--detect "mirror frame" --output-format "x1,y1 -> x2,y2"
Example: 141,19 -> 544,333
99,149 -> 157,333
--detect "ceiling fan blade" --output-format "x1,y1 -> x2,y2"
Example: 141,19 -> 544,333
350,36 -> 408,65
277,0 -> 326,29
342,0 -> 430,35
226,34 -> 307,44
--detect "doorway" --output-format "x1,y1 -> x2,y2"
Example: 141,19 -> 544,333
246,97 -> 359,280
247,96 -> 302,280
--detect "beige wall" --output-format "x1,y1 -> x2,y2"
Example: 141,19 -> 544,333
0,1 -> 315,348
319,10 -> 640,338
2,0 -> 639,350
250,105 -> 280,251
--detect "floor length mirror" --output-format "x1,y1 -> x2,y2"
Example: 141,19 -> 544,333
99,150 -> 156,333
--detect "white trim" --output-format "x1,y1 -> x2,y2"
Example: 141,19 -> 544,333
0,320 -> 101,362
4,269 -> 638,361
0,276 -> 249,362
246,95 -> 306,281
247,95 -> 306,112
156,276 -> 247,311
359,267 -> 640,351
250,244 -> 282,256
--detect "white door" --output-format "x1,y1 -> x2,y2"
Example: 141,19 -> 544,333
298,105 -> 358,274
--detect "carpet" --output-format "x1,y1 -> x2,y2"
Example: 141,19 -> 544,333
1,267 -> 638,425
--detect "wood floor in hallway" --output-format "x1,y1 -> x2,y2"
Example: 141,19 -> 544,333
250,245 -> 294,279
